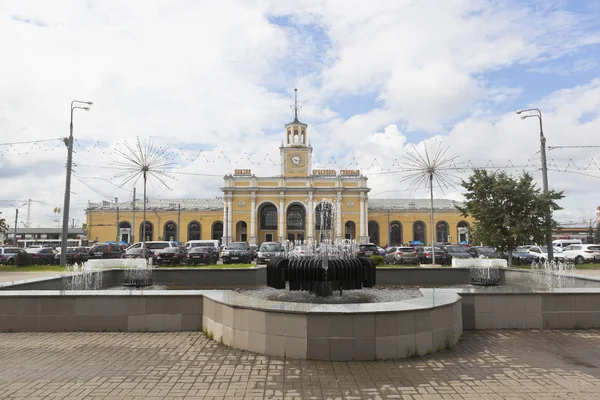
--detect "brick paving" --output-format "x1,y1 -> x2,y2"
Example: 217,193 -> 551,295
0,331 -> 599,399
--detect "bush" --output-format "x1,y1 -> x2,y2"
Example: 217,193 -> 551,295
370,255 -> 385,266
16,252 -> 31,267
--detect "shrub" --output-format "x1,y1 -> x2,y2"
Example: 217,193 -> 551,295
370,255 -> 385,266
16,252 -> 31,267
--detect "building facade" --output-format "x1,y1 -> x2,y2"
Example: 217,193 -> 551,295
86,113 -> 473,246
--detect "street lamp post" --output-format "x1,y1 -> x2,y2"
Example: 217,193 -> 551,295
61,100 -> 93,267
516,108 -> 553,262
12,203 -> 28,245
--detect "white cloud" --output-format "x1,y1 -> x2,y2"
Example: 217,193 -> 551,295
1,0 -> 600,229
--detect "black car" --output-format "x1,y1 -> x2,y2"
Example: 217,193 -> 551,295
256,242 -> 283,264
25,247 -> 56,265
88,244 -> 124,259
0,247 -> 31,265
357,243 -> 379,257
416,246 -> 447,264
440,245 -> 472,264
222,242 -> 252,264
54,247 -> 90,265
122,247 -> 153,260
468,246 -> 499,258
156,247 -> 187,265
186,247 -> 218,265
501,247 -> 538,265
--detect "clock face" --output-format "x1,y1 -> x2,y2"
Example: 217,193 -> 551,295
291,155 -> 302,166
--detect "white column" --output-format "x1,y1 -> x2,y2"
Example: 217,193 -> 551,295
359,193 -> 368,243
336,192 -> 342,240
307,192 -> 313,242
250,192 -> 256,245
279,192 -> 285,242
226,196 -> 233,244
222,196 -> 228,245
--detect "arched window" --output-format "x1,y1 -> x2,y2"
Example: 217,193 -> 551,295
345,221 -> 356,240
413,221 -> 426,244
212,221 -> 223,244
315,202 -> 334,231
390,221 -> 402,246
119,221 -> 131,229
236,221 -> 248,242
436,221 -> 449,243
188,221 -> 201,241
164,221 -> 177,241
259,203 -> 278,230
368,221 -> 380,246
457,220 -> 470,244
287,204 -> 305,230
140,221 -> 154,242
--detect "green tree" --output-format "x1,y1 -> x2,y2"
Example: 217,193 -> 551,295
0,211 -> 7,234
595,221 -> 600,244
456,169 -> 564,267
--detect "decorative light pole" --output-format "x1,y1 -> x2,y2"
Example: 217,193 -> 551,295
61,100 -> 93,266
113,138 -> 175,251
516,108 -> 553,261
403,141 -> 459,265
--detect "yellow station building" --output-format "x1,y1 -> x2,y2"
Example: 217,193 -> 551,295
86,110 -> 472,247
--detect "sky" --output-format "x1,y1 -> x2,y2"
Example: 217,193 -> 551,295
1,0 -> 600,231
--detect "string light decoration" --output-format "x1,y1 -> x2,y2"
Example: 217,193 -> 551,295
402,140 -> 459,264
112,137 -> 176,249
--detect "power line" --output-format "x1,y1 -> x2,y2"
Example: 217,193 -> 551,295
0,138 -> 63,146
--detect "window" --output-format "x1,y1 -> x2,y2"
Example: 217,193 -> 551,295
390,221 -> 402,245
315,202 -> 334,230
260,204 -> 278,230
368,221 -> 380,246
413,221 -> 426,244
212,222 -> 223,244
436,221 -> 449,243
345,221 -> 356,240
140,221 -> 154,241
287,204 -> 305,230
164,221 -> 177,241
188,221 -> 201,241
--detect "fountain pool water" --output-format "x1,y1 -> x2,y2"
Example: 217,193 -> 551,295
63,258 -> 153,290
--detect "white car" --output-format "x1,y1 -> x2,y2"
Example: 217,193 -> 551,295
528,246 -> 565,262
560,244 -> 600,264
289,246 -> 312,257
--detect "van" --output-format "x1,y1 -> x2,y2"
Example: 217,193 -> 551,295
552,239 -> 582,249
126,241 -> 178,252
186,240 -> 220,252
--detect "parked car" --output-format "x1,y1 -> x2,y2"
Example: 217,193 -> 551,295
222,242 -> 252,264
357,243 -> 379,257
88,243 -> 124,259
122,247 -> 153,260
53,247 -> 89,265
25,247 -> 56,265
384,246 -> 418,264
416,246 -> 447,264
257,242 -> 283,264
500,247 -> 538,265
0,247 -> 31,265
560,244 -> 600,264
289,245 -> 311,258
527,246 -> 565,262
440,245 -> 472,264
249,245 -> 258,261
468,246 -> 499,259
186,247 -> 218,265
156,247 -> 187,265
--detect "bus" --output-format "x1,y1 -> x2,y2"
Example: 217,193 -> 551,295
16,239 -> 88,249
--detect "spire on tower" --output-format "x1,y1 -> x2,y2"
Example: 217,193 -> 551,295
290,88 -> 301,122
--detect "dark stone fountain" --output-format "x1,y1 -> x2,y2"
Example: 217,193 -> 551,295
266,256 -> 376,297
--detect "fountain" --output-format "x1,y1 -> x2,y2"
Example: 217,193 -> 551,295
63,258 -> 153,290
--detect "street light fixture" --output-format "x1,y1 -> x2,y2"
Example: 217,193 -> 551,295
61,100 -> 93,267
516,108 -> 553,262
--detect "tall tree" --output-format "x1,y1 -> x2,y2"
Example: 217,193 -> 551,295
0,212 -> 7,233
595,221 -> 600,244
457,169 -> 564,267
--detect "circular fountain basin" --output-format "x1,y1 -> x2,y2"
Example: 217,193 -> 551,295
201,288 -> 462,361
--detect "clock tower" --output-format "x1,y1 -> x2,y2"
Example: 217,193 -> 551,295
280,88 -> 312,177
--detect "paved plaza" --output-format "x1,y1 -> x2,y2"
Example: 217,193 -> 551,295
0,330 -> 599,399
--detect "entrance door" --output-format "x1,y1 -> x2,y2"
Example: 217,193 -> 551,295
121,233 -> 129,243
